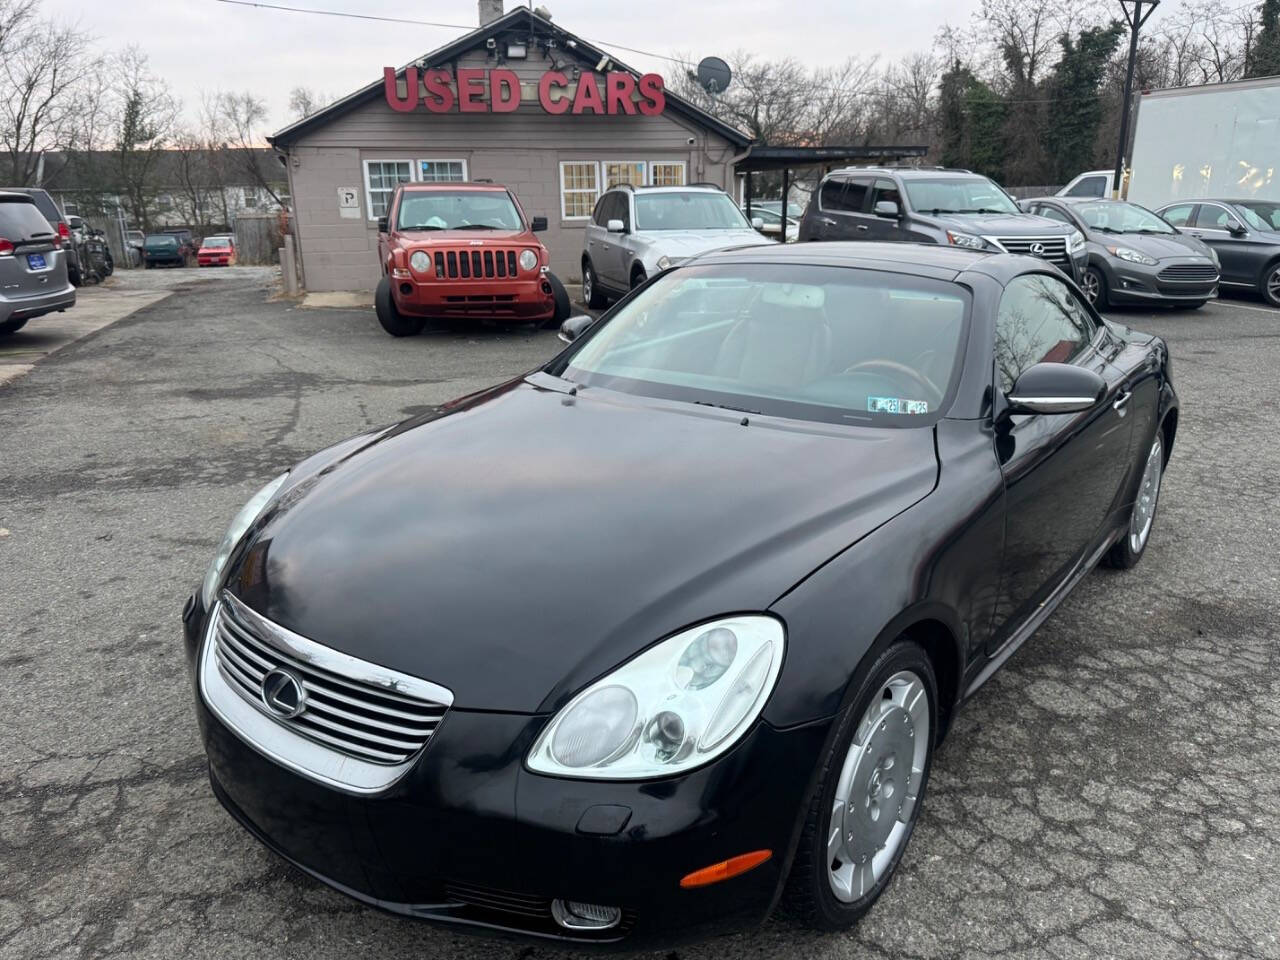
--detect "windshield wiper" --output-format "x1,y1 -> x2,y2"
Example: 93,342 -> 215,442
959,207 -> 1009,214
693,399 -> 763,415
920,208 -> 963,214
400,224 -> 444,231
453,224 -> 500,230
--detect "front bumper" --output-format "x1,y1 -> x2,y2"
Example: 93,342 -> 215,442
182,597 -> 828,948
0,282 -> 75,323
1099,259 -> 1218,304
391,275 -> 556,322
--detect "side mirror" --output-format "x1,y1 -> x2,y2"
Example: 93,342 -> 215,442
751,216 -> 765,229
558,314 -> 596,344
874,200 -> 900,219
1006,362 -> 1106,415
606,218 -> 625,233
1227,221 -> 1247,237
530,215 -> 548,232
376,216 -> 388,233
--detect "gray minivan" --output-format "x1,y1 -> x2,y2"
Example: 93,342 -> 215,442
0,192 -> 76,335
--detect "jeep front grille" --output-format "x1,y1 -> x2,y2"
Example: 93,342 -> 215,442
434,248 -> 520,279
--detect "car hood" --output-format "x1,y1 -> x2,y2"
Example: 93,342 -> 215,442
653,230 -> 776,258
932,212 -> 1071,235
1094,232 -> 1213,260
226,379 -> 938,713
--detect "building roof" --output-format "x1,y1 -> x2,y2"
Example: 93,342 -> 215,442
269,7 -> 752,149
736,145 -> 928,172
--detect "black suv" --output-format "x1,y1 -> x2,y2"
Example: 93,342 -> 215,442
797,166 -> 1088,280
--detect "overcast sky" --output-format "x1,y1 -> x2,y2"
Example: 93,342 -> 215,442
41,0 -> 998,133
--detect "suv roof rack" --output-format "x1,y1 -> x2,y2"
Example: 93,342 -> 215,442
831,164 -> 972,174
607,182 -> 725,192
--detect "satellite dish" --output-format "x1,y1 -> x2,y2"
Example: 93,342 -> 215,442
696,56 -> 732,94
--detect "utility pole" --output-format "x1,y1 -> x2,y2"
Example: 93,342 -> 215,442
1112,0 -> 1160,198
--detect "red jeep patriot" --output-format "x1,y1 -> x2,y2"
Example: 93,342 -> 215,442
375,181 -> 568,337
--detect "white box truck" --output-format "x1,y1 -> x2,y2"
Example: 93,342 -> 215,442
1127,76 -> 1280,209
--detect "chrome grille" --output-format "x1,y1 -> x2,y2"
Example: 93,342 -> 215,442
210,594 -> 449,767
434,248 -> 520,280
1158,263 -> 1219,282
989,235 -> 1071,265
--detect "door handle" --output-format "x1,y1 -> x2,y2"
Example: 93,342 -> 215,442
1112,390 -> 1132,413
856,224 -> 870,232
818,216 -> 836,226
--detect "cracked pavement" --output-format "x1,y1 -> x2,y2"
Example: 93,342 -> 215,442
1,269 -> 1277,960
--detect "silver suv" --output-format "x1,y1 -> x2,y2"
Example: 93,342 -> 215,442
0,191 -> 75,336
581,184 -> 773,307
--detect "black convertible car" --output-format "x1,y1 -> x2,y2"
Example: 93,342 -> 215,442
184,242 -> 1177,948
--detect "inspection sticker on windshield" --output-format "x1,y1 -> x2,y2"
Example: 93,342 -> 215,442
868,396 -> 929,415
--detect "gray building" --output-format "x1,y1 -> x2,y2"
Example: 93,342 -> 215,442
268,3 -> 750,292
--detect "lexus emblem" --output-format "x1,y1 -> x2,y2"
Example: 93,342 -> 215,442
261,668 -> 307,718
1029,242 -> 1047,257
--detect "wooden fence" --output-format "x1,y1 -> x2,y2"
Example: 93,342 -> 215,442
233,214 -> 283,265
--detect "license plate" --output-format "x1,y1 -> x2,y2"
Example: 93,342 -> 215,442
26,253 -> 46,270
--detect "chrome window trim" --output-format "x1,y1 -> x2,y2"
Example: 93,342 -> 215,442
199,595 -> 454,795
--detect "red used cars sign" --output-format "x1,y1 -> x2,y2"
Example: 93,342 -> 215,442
383,67 -> 666,116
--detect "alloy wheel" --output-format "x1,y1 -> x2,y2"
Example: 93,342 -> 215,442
1081,269 -> 1101,304
1266,266 -> 1280,305
582,268 -> 593,304
826,670 -> 930,902
1128,434 -> 1163,554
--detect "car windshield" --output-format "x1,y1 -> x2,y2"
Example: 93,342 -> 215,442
634,192 -> 752,231
1234,202 -> 1280,230
555,263 -> 969,426
902,178 -> 1019,214
203,237 -> 231,249
1073,201 -> 1173,234
146,235 -> 177,246
396,191 -> 522,231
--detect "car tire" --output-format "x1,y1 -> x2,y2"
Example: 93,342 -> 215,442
1186,300 -> 1208,310
1104,430 -> 1164,569
582,260 -> 607,309
543,272 -> 571,329
630,266 -> 647,290
1082,266 -> 1107,308
0,318 -> 29,336
375,277 -> 426,338
781,639 -> 937,931
1261,261 -> 1280,308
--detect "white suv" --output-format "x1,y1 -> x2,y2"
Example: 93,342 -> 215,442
580,184 -> 773,307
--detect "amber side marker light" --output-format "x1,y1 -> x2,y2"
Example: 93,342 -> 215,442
679,850 -> 773,889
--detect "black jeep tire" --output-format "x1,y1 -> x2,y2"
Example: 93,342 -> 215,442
375,277 -> 427,338
543,272 -> 572,328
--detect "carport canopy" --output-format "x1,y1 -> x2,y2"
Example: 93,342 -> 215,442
737,144 -> 929,241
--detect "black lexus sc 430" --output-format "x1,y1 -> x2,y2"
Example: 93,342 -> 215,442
184,242 -> 1177,948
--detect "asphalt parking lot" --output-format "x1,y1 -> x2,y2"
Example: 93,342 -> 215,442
1,267 -> 1277,960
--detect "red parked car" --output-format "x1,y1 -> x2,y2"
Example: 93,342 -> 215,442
375,182 -> 569,337
197,235 -> 236,267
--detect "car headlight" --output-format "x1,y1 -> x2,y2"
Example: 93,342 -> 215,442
409,250 -> 431,274
526,616 -> 785,779
1207,247 -> 1220,268
1069,229 -> 1087,253
945,230 -> 987,250
519,248 -> 539,271
1109,245 -> 1157,266
200,472 -> 289,609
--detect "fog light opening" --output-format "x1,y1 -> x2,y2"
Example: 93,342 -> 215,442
550,899 -> 622,931
679,849 -> 773,888
540,280 -> 553,295
399,282 -> 413,296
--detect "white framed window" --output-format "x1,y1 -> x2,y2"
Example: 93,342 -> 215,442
419,159 -> 467,182
364,159 -> 413,220
651,161 -> 687,187
603,161 -> 646,188
560,161 -> 600,219
242,187 -> 259,209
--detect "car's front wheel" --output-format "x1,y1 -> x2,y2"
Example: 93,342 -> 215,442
1081,266 -> 1107,308
374,277 -> 426,338
543,271 -> 571,329
1261,261 -> 1280,308
1104,431 -> 1164,569
782,640 -> 936,930
0,318 -> 29,336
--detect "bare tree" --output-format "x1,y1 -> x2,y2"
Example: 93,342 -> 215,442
0,0 -> 96,185
287,86 -> 332,120
110,45 -> 179,230
216,90 -> 285,207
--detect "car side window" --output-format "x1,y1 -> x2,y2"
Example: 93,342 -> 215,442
994,274 -> 1097,395
1066,176 -> 1106,198
591,194 -> 609,225
870,178 -> 901,209
1038,205 -> 1074,225
1193,204 -> 1232,229
1160,204 -> 1195,227
842,178 -> 872,214
819,178 -> 849,213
